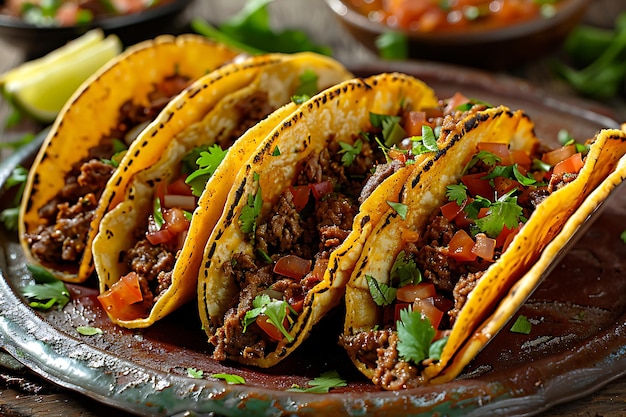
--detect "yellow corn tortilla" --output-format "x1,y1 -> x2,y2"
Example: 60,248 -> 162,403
19,34 -> 240,283
342,106 -> 626,387
198,73 -> 440,367
93,52 -> 353,328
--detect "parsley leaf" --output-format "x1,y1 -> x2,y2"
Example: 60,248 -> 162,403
185,145 -> 228,197
410,125 -> 439,155
76,326 -> 103,336
21,265 -> 70,310
287,370 -> 347,393
390,250 -> 421,288
365,275 -> 396,306
187,368 -> 204,378
211,373 -> 246,384
239,173 -> 263,234
510,315 -> 532,334
396,307 -> 436,364
387,201 -> 408,220
474,191 -> 523,238
446,184 -> 468,206
338,139 -> 362,167
242,294 -> 294,342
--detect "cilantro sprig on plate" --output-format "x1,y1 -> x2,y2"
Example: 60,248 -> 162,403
21,264 -> 70,310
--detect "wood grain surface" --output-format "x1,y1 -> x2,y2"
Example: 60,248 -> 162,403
1,0 -> 625,416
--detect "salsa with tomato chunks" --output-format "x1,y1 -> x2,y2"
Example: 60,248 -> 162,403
349,0 -> 564,34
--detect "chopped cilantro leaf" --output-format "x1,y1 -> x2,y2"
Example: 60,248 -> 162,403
242,294 -> 294,342
287,370 -> 347,393
428,336 -> 448,360
396,307 -> 436,364
557,129 -> 575,146
464,150 -> 501,174
410,125 -> 439,155
510,315 -> 532,334
76,326 -> 103,336
185,145 -> 228,197
532,158 -> 552,172
211,373 -> 245,384
474,191 -> 523,238
187,368 -> 204,378
338,139 -> 362,167
272,146 -> 281,156
21,265 -> 70,310
291,94 -> 310,104
390,250 -> 421,288
365,275 -> 396,307
446,184 -> 468,206
621,230 -> 626,244
387,201 -> 408,220
239,175 -> 263,235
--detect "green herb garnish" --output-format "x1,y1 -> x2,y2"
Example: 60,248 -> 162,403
242,293 -> 294,342
187,368 -> 204,378
365,275 -> 396,307
396,307 -> 446,364
21,265 -> 70,310
510,315 -> 532,334
338,139 -> 362,167
387,201 -> 408,220
185,144 -> 228,197
390,250 -> 421,288
211,373 -> 246,384
76,326 -> 103,336
239,172 -> 263,234
287,370 -> 347,393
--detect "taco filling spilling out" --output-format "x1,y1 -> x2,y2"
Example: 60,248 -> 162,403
25,74 -> 192,271
340,126 -> 593,390
208,95 -> 491,362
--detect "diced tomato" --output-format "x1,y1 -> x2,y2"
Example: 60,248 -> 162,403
393,302 -> 412,323
413,297 -> 444,329
273,255 -> 312,280
462,172 -> 494,200
404,111 -> 427,137
445,92 -> 470,113
288,296 -> 305,314
97,272 -> 146,321
309,181 -> 334,200
163,207 -> 190,234
255,314 -> 286,342
471,233 -> 496,261
553,152 -> 584,176
145,223 -> 174,245
397,282 -> 436,303
453,207 -> 473,229
477,142 -> 509,161
441,200 -> 463,221
493,176 -> 519,196
167,176 -> 193,196
289,185 -> 310,212
432,295 -> 454,313
542,144 -> 576,166
447,229 -> 477,262
510,149 -> 532,168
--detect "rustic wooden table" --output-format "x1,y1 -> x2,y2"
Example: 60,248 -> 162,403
1,0 -> 626,416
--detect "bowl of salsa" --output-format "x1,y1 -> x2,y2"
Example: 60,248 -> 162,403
326,0 -> 590,68
0,0 -> 193,57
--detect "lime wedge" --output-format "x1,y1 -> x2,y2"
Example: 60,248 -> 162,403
1,29 -> 122,123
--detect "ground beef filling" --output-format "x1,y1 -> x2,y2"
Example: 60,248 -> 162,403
341,134 -> 578,386
211,140 -> 379,361
27,74 -> 191,268
119,91 -> 276,312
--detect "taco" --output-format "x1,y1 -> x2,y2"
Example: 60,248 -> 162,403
340,102 -> 626,389
19,34 -> 240,283
92,52 -> 352,328
198,73 -> 444,367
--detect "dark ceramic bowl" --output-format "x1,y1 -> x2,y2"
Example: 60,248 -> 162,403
0,0 -> 193,58
325,0 -> 590,69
